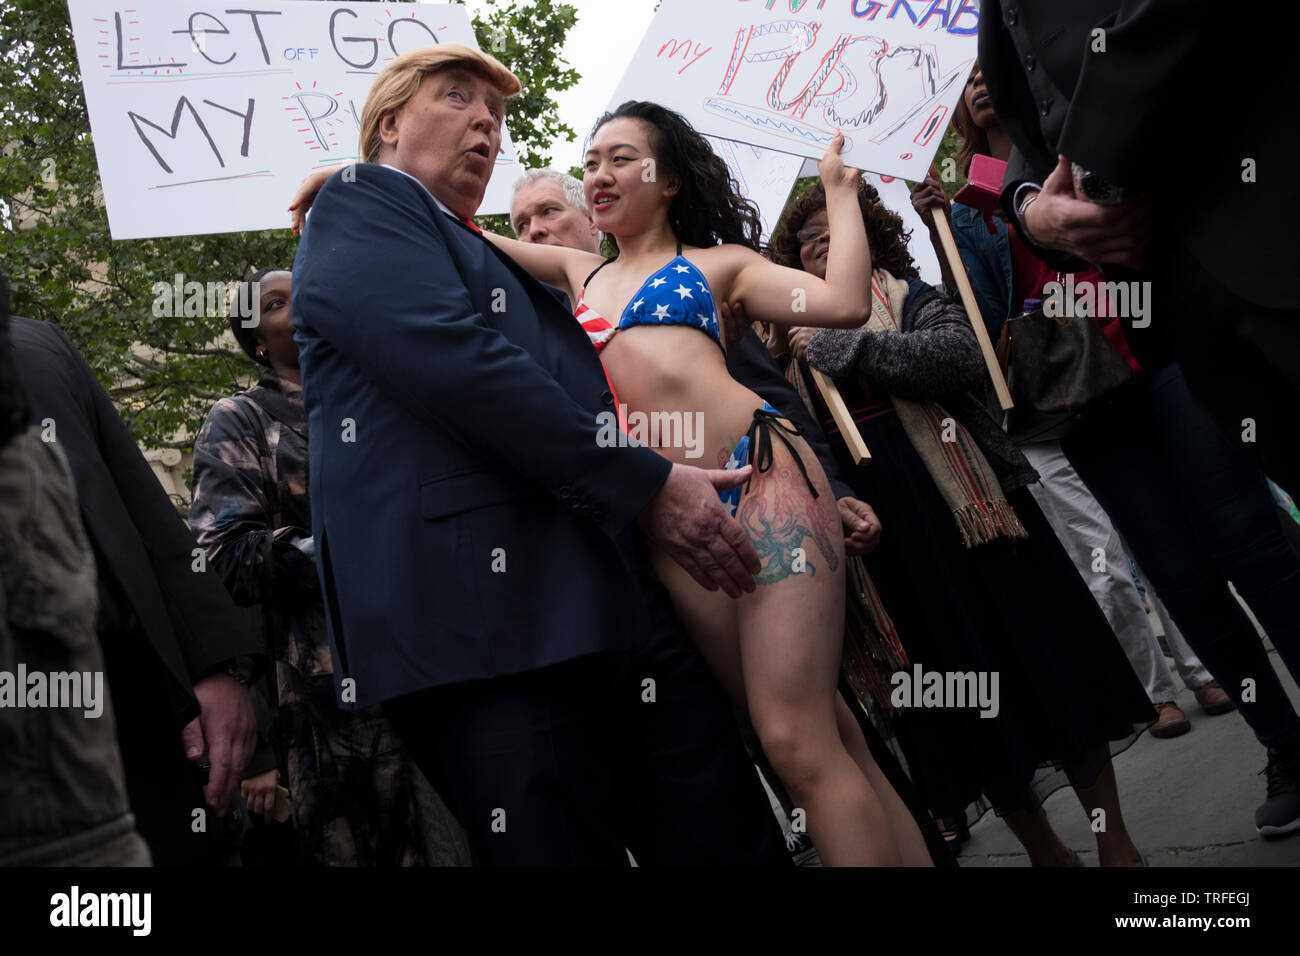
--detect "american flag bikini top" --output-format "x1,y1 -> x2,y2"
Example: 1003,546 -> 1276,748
574,242 -> 722,353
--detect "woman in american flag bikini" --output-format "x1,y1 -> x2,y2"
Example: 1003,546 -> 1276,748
479,102 -> 932,866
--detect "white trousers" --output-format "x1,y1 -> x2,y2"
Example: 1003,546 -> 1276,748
1020,441 -> 1212,703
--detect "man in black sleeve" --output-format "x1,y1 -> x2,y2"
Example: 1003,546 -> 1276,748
10,307 -> 266,865
978,0 -> 1299,495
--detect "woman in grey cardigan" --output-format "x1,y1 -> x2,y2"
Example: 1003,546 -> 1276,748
766,181 -> 1154,866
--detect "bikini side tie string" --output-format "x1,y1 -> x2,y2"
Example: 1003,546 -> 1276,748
742,408 -> 819,501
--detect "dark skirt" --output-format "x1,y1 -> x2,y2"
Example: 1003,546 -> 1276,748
832,407 -> 1154,823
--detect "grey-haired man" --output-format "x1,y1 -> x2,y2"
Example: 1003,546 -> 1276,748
510,168 -> 601,254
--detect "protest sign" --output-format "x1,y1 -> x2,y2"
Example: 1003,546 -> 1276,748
66,0 -> 519,239
609,0 -> 978,183
705,136 -> 804,242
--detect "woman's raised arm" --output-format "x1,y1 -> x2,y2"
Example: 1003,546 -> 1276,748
478,231 -> 603,306
729,132 -> 873,330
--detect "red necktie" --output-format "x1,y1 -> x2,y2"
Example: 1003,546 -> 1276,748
460,216 -> 482,235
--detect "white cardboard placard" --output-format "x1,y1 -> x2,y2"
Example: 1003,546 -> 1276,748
704,136 -> 804,243
609,0 -> 978,184
66,0 -> 519,239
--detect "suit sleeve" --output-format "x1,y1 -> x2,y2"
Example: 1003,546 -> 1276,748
59,326 -> 265,681
998,147 -> 1089,274
726,329 -> 854,500
294,169 -> 670,538
1057,0 -> 1212,189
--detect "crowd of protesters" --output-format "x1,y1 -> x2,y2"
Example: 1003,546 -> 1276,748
3,3 -> 1298,866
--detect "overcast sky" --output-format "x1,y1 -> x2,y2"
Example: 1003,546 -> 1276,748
463,0 -> 660,168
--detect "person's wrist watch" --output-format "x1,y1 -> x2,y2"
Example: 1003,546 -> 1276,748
222,656 -> 256,686
1015,187 -> 1041,243
1071,162 -> 1124,205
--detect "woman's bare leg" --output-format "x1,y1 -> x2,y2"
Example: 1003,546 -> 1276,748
1072,761 -> 1143,866
1001,808 -> 1077,866
655,536 -> 908,865
833,694 -> 933,866
731,444 -> 899,865
737,427 -> 934,864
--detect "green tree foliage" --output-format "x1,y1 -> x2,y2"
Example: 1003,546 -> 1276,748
0,0 -> 577,450
466,0 -> 580,237
465,0 -> 578,170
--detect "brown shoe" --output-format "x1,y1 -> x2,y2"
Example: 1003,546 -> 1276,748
1194,680 -> 1235,716
1148,701 -> 1191,738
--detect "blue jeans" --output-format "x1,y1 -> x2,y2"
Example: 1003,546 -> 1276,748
1061,364 -> 1300,748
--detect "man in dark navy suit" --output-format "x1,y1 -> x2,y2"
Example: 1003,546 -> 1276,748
291,43 -> 788,865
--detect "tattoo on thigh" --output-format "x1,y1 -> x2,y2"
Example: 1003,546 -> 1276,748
737,464 -> 839,585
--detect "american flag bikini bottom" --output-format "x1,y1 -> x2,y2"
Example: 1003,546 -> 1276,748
719,402 -> 821,516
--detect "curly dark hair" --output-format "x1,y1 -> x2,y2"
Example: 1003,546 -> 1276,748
767,179 -> 919,280
227,267 -> 288,367
589,102 -> 763,253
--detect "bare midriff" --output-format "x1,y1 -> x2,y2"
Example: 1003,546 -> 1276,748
601,323 -> 771,471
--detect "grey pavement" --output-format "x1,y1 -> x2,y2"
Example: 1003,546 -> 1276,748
957,647 -> 1300,867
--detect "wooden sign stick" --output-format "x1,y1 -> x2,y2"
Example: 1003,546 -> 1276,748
926,169 -> 1014,411
809,366 -> 871,463
931,213 -> 1014,410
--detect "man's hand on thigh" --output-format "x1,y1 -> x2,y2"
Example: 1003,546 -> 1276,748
638,463 -> 761,598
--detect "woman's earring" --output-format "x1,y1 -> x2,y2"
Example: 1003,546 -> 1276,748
256,348 -> 267,362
